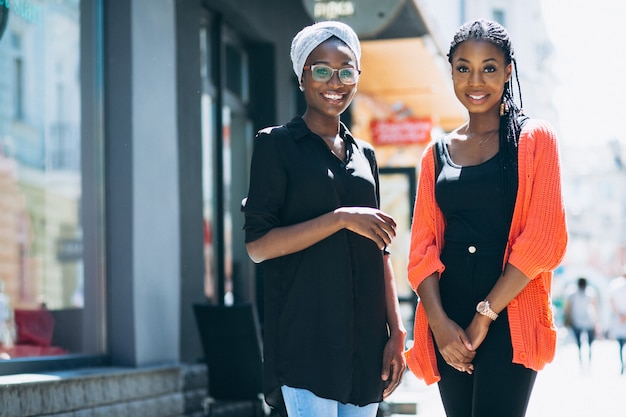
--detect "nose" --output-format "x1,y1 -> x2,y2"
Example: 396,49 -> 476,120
327,71 -> 343,87
468,70 -> 484,86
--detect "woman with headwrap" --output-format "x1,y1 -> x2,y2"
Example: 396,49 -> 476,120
242,21 -> 406,417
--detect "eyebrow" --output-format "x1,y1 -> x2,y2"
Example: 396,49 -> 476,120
311,60 -> 355,66
455,57 -> 498,64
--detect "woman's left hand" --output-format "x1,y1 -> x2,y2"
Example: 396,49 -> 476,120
465,314 -> 492,351
381,332 -> 406,398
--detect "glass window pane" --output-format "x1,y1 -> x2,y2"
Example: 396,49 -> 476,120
225,41 -> 248,101
200,12 -> 216,303
201,93 -> 216,302
0,0 -> 103,360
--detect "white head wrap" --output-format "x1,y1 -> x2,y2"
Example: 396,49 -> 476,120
290,20 -> 361,84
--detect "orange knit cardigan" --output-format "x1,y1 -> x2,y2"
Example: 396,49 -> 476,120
405,119 -> 568,385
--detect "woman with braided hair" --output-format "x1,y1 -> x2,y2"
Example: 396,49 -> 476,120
404,19 -> 568,417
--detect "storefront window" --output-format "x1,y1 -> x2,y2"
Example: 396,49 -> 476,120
0,0 -> 105,362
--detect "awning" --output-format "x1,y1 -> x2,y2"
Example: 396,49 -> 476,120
356,37 -> 467,132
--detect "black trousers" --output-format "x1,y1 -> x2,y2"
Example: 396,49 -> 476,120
435,241 -> 537,417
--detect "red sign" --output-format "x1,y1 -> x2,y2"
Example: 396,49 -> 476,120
370,117 -> 432,145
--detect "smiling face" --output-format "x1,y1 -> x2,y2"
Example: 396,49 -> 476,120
301,37 -> 358,121
450,39 -> 512,116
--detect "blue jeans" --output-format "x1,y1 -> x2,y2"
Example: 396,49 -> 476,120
281,386 -> 379,417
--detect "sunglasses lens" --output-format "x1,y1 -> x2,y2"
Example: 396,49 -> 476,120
311,65 -> 333,82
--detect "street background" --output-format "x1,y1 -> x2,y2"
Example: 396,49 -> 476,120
389,335 -> 626,416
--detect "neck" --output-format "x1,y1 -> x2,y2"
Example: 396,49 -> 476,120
461,120 -> 499,148
465,111 -> 500,134
464,122 -> 499,135
302,112 -> 341,139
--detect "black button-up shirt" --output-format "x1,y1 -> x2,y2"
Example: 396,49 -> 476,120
243,117 -> 388,411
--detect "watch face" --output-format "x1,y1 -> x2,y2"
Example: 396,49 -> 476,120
476,300 -> 497,320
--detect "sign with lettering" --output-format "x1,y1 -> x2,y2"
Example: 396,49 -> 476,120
370,117 -> 432,145
301,0 -> 405,37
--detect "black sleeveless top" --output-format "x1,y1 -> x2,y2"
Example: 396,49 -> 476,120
434,138 -> 517,246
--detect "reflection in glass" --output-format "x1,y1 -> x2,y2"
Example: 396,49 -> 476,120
201,92 -> 216,302
0,0 -> 85,359
200,18 -> 216,303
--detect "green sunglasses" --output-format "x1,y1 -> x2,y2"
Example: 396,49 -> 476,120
303,64 -> 361,85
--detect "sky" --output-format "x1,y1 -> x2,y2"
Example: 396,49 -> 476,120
541,0 -> 626,148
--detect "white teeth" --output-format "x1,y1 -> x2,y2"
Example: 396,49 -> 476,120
324,93 -> 342,100
469,94 -> 486,100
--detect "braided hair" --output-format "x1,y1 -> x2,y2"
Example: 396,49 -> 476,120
447,19 -> 525,223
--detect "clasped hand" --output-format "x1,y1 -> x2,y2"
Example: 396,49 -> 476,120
433,315 -> 491,374
336,207 -> 396,250
432,317 -> 475,373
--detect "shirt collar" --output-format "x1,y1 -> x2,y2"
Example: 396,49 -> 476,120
287,116 -> 359,149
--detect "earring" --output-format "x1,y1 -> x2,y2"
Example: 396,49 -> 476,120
499,101 -> 509,116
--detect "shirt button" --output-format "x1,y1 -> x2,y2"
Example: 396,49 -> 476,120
468,245 -> 477,254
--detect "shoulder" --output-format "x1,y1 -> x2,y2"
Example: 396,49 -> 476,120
519,118 -> 560,155
354,137 -> 374,153
343,120 -> 373,154
256,124 -> 290,141
348,129 -> 375,157
251,123 -> 298,168
354,138 -> 378,170
256,117 -> 305,142
420,139 -> 438,164
520,118 -> 557,143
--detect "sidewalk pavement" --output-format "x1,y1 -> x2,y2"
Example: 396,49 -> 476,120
386,337 -> 626,417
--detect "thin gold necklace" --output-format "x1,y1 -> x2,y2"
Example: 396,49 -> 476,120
478,130 -> 498,148
467,128 -> 498,148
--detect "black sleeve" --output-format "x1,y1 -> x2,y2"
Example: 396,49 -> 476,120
241,127 -> 289,243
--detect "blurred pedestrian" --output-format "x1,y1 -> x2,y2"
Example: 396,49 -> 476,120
242,21 -> 406,417
404,19 -> 567,417
564,277 -> 599,366
609,267 -> 626,374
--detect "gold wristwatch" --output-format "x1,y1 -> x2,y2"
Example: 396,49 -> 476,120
476,300 -> 498,321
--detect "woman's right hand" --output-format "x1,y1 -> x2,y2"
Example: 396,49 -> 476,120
430,317 -> 475,374
336,207 -> 396,250
246,206 -> 395,263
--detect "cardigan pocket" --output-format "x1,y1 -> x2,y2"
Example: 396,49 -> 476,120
532,321 -> 557,370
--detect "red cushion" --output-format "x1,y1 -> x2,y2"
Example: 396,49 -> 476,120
14,309 -> 55,347
0,344 -> 67,358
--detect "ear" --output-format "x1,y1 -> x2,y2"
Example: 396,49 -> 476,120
299,73 -> 305,91
505,63 -> 512,83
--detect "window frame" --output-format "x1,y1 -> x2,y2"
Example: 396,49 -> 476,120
0,0 -> 109,376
